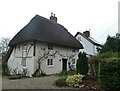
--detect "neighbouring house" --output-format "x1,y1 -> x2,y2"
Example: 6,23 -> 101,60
75,31 -> 101,56
7,13 -> 83,77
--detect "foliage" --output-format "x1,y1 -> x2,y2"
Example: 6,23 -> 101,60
58,70 -> 77,77
98,33 -> 120,53
88,52 -> 120,78
0,37 -> 10,54
99,57 -> 120,90
8,68 -> 29,79
55,76 -> 67,86
65,74 -> 84,87
0,37 -> 10,75
8,75 -> 21,79
33,48 -> 57,76
76,52 -> 89,75
88,56 -> 99,77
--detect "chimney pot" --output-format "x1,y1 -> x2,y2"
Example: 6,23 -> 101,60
51,12 -> 53,16
50,13 -> 57,23
83,31 -> 90,37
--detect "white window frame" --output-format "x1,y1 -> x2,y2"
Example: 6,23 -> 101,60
47,59 -> 53,67
21,57 -> 26,67
48,44 -> 53,50
72,49 -> 76,52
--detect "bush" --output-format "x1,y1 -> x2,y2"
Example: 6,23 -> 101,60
9,75 -> 21,80
88,52 -> 119,78
99,57 -> 120,90
55,77 -> 67,86
88,56 -> 99,77
66,74 -> 84,87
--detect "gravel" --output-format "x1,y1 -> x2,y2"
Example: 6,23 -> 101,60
2,75 -> 73,89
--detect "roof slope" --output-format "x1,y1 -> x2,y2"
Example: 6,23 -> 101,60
9,15 -> 83,49
75,32 -> 101,46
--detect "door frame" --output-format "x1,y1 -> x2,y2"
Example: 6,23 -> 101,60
62,58 -> 67,72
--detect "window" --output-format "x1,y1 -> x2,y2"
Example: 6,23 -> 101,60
22,57 -> 26,67
72,49 -> 76,52
78,37 -> 81,41
48,44 -> 53,50
47,59 -> 53,66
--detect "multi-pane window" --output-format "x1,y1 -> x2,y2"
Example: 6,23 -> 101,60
47,59 -> 53,66
22,57 -> 26,67
78,37 -> 81,41
22,43 -> 27,67
48,44 -> 53,50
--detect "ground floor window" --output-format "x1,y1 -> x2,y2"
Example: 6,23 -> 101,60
22,57 -> 26,67
47,59 -> 53,66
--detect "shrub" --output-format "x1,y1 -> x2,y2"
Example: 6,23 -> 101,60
88,52 -> 119,78
55,77 -> 67,86
58,71 -> 77,77
88,56 -> 99,77
76,52 -> 89,75
9,75 -> 21,80
66,74 -> 84,87
99,57 -> 120,90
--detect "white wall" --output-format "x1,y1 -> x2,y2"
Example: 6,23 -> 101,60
8,41 -> 79,76
35,42 -> 79,75
8,41 -> 34,77
76,34 -> 97,56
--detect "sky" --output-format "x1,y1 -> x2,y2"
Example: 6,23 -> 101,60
0,0 -> 119,44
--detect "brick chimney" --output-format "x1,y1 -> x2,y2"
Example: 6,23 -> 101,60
50,12 -> 57,23
83,30 -> 90,37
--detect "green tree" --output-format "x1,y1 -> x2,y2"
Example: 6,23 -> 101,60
0,37 -> 10,75
76,52 -> 82,74
76,52 -> 89,75
98,33 -> 120,53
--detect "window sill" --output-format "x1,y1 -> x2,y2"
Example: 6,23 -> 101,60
47,65 -> 54,68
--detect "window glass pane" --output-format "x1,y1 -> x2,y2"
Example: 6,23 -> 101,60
78,37 -> 81,41
22,57 -> 26,67
48,44 -> 53,50
47,59 -> 53,66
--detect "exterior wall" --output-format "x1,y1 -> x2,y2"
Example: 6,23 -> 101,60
35,42 -> 79,75
7,41 -> 34,77
8,41 -> 79,76
76,34 -> 97,56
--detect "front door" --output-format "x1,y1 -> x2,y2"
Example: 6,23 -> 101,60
62,59 -> 67,72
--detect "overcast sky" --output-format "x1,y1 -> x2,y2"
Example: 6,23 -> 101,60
0,0 -> 119,44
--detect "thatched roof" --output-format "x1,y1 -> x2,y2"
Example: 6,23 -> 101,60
9,15 -> 83,49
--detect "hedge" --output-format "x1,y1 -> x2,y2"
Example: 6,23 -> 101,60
99,57 -> 120,90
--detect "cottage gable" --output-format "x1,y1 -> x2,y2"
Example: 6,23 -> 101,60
75,31 -> 101,56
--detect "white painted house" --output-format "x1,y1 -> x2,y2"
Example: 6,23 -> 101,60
7,14 -> 83,77
75,31 -> 101,56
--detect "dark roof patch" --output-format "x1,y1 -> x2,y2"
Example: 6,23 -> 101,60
9,15 -> 83,49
